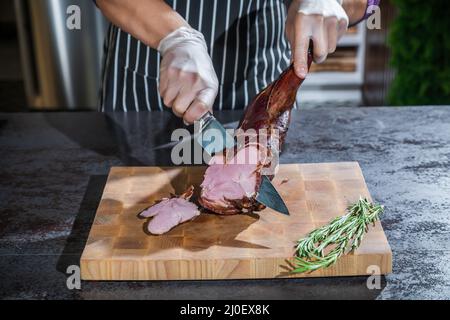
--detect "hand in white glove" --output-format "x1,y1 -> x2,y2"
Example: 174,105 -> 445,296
158,27 -> 219,124
286,0 -> 349,78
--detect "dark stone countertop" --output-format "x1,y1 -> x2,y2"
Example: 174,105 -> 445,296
1,107 -> 449,300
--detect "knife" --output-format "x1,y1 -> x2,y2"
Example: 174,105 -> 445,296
256,176 -> 290,216
197,111 -> 290,215
196,111 -> 236,155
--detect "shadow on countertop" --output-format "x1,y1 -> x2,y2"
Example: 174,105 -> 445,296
56,175 -> 108,278
42,111 -> 201,167
43,112 -> 145,166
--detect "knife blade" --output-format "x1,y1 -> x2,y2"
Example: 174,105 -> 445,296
256,176 -> 290,215
197,111 -> 236,157
196,112 -> 290,216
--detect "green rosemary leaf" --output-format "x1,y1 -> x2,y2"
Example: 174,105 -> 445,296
292,198 -> 384,274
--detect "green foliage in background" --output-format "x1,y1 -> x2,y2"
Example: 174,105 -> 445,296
388,0 -> 450,105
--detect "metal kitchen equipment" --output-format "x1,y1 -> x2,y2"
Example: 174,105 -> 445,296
14,0 -> 108,109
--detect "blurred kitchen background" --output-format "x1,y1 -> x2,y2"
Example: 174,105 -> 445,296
0,0 -> 106,111
0,0 -> 448,111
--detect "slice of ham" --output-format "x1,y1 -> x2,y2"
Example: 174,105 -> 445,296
139,186 -> 200,235
199,145 -> 265,215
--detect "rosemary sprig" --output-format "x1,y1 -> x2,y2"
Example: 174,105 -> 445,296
292,198 -> 384,274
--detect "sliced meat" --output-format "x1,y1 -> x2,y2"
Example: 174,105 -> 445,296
139,186 -> 200,235
145,198 -> 199,235
199,145 -> 264,215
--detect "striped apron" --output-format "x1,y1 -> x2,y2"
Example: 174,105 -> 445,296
99,0 -> 291,112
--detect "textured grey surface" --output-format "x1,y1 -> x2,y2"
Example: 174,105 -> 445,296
0,107 -> 449,300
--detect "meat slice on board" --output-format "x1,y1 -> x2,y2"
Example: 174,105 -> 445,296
139,186 -> 200,235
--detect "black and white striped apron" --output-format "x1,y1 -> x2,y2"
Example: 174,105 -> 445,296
99,0 -> 291,112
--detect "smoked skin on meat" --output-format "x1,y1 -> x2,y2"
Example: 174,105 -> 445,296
200,55 -> 313,215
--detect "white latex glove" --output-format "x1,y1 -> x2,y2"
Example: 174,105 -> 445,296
158,27 -> 219,124
286,0 -> 349,78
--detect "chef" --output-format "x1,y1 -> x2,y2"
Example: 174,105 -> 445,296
96,0 -> 378,123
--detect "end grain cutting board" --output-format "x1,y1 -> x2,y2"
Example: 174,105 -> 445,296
80,162 -> 392,280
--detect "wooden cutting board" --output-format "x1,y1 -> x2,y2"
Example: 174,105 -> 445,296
80,162 -> 392,280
